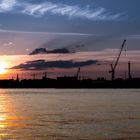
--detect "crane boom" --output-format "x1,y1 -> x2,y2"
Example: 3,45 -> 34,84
109,40 -> 126,81
113,40 -> 126,70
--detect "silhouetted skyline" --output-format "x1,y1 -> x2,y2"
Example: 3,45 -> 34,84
0,0 -> 140,79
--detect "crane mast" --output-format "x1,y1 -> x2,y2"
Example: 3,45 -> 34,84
109,40 -> 126,81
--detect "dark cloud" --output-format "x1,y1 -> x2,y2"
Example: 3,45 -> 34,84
29,48 -> 47,55
29,47 -> 71,55
11,59 -> 98,70
29,42 -> 86,55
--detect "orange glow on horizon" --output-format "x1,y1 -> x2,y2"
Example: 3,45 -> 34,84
0,61 -> 8,75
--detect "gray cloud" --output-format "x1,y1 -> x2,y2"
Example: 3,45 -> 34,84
127,35 -> 140,39
0,29 -> 98,36
29,48 -> 71,55
0,0 -> 122,21
11,59 -> 99,70
29,43 -> 84,55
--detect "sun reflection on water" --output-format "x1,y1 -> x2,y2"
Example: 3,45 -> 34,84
0,89 -> 32,139
0,90 -> 14,139
0,115 -> 7,131
0,114 -> 6,122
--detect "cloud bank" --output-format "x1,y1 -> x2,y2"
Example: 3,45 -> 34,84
0,0 -> 122,21
29,44 -> 84,55
11,59 -> 99,70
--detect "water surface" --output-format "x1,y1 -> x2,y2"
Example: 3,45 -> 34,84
0,89 -> 140,140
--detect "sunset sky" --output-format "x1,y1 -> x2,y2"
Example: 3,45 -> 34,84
0,0 -> 140,79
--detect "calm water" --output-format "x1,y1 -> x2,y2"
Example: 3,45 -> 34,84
0,89 -> 140,140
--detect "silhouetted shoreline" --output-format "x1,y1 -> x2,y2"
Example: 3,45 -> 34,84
0,76 -> 140,88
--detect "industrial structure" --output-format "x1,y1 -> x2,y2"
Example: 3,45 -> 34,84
109,40 -> 126,81
128,61 -> 132,80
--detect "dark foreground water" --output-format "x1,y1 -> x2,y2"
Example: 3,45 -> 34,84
0,89 -> 140,140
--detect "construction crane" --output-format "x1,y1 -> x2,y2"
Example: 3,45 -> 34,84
76,67 -> 81,80
30,73 -> 46,80
109,40 -> 126,81
128,61 -> 132,80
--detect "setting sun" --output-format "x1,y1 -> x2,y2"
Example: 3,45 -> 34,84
0,62 -> 7,74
